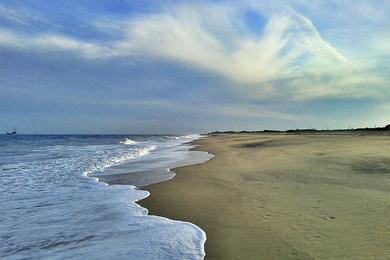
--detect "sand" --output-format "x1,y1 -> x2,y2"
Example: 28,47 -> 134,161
139,133 -> 390,259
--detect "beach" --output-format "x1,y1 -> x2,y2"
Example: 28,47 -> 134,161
140,133 -> 390,259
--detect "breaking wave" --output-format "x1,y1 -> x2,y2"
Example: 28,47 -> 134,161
119,138 -> 138,145
84,145 -> 156,175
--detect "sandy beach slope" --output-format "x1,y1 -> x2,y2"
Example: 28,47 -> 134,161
140,133 -> 390,259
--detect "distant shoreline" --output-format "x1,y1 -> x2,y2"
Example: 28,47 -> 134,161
208,124 -> 390,135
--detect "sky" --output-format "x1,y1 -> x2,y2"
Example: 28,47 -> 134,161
1,0 -> 390,134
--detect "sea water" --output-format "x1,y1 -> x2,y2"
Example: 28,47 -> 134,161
0,134 -> 211,259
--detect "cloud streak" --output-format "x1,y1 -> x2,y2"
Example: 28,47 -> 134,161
0,28 -> 114,58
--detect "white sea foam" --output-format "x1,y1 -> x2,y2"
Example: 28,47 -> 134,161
170,134 -> 202,140
119,138 -> 138,145
84,145 -> 156,175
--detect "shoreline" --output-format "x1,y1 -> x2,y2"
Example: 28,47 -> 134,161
91,135 -> 214,259
94,136 -> 213,187
139,133 -> 390,259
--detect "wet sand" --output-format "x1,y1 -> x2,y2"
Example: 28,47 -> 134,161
140,133 -> 390,259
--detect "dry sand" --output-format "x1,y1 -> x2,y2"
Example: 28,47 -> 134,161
139,133 -> 390,259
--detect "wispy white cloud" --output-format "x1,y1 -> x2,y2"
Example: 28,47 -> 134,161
35,34 -> 115,58
0,29 -> 114,58
110,2 -> 372,101
0,4 -> 45,27
0,1 -> 388,102
113,3 -> 353,85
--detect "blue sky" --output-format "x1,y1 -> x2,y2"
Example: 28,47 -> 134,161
1,0 -> 389,133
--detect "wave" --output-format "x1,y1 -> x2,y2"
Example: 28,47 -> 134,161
171,134 -> 202,140
84,145 -> 156,175
119,138 -> 137,145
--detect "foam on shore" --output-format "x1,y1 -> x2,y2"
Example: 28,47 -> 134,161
0,134 -> 212,259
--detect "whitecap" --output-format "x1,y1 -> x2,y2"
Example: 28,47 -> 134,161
84,145 -> 157,175
119,138 -> 137,145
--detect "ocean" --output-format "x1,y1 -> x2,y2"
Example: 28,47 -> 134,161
0,134 -> 212,259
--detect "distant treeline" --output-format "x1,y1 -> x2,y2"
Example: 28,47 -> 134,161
210,124 -> 390,134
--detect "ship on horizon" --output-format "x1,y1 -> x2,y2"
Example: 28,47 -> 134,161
6,129 -> 17,135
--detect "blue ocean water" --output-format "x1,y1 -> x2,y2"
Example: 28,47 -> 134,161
0,134 -> 211,259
